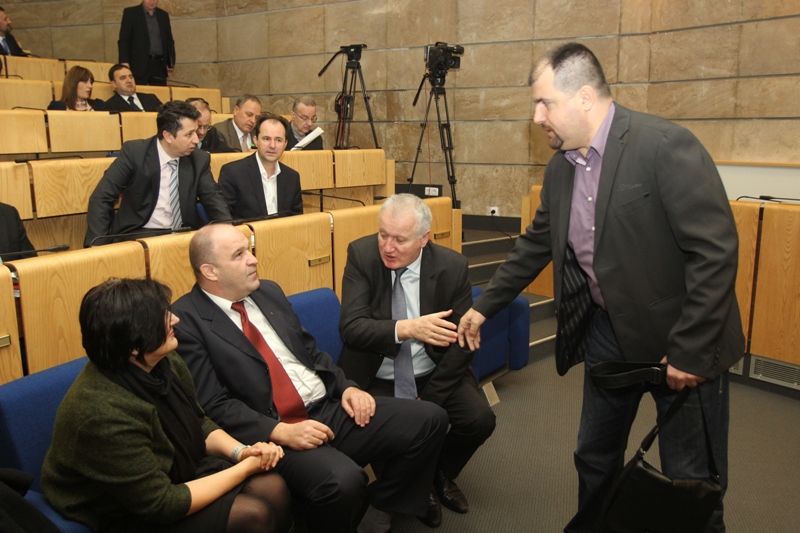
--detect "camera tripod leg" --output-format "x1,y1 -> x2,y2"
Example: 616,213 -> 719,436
356,65 -> 380,149
407,87 -> 436,193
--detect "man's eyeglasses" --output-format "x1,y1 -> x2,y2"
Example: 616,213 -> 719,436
293,112 -> 317,124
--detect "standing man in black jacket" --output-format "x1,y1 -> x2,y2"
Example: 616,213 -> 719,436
118,0 -> 175,86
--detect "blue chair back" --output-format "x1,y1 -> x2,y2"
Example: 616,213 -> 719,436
470,286 -> 530,381
287,288 -> 343,364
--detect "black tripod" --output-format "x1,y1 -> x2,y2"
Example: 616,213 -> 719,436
407,72 -> 459,208
318,44 -> 380,150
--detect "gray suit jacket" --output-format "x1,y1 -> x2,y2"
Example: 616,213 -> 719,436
84,136 -> 230,246
473,104 -> 744,379
338,235 -> 475,406
210,118 -> 246,153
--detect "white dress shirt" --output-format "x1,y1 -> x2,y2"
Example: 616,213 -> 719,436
376,250 -> 436,380
203,290 -> 327,406
143,140 -> 178,229
125,93 -> 145,111
256,156 -> 281,215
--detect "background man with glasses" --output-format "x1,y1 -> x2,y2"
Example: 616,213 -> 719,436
287,96 -> 323,151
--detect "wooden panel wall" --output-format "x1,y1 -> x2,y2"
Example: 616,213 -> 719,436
0,79 -> 53,110
120,112 -> 158,142
0,267 -> 23,385
0,110 -> 48,155
729,201 -> 760,335
0,162 -> 34,219
46,111 -> 121,153
29,158 -> 114,217
523,185 -> 554,298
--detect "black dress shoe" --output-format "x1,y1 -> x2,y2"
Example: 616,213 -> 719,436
416,490 -> 442,528
434,470 -> 469,514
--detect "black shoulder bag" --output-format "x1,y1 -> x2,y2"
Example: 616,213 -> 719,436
590,361 -> 722,533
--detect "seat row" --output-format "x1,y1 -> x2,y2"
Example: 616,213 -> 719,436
521,186 -> 800,371
0,198 -> 461,385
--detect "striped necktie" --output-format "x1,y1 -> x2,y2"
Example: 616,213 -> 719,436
392,267 -> 417,399
167,160 -> 182,229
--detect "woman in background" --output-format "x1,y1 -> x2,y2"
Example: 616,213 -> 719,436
42,278 -> 291,533
47,65 -> 106,111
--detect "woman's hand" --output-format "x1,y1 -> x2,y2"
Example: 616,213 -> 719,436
239,441 -> 284,471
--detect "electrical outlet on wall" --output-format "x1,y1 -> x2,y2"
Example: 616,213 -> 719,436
488,206 -> 499,216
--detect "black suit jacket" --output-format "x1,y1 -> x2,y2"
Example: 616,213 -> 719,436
286,128 -> 323,151
338,235 -> 475,406
104,92 -> 162,112
118,4 -> 175,79
199,126 -> 234,153
0,33 -> 27,56
218,155 -> 303,218
473,104 -> 744,379
172,281 -> 357,443
84,136 -> 230,247
0,203 -> 36,261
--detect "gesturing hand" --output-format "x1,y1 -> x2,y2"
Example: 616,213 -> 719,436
457,307 -> 485,350
398,309 -> 458,347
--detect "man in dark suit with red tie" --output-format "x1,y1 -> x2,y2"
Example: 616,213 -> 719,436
218,114 -> 303,219
171,223 -> 448,533
458,43 -> 743,533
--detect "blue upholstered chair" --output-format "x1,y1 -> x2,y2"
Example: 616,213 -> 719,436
287,287 -> 343,364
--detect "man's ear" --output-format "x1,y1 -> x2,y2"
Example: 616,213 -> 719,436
577,84 -> 596,111
199,263 -> 217,282
420,229 -> 430,248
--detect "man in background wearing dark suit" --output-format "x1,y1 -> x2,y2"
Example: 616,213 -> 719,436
187,98 -> 234,154
338,194 -> 496,528
0,7 -> 27,57
84,100 -> 230,247
0,202 -> 36,262
172,223 -> 448,533
458,43 -> 743,533
210,94 -> 262,153
118,0 -> 175,86
287,96 -> 323,151
218,114 -> 303,219
104,64 -> 163,112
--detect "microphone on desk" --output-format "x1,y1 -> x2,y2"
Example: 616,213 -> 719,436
759,195 -> 800,203
301,190 -> 366,206
14,154 -> 83,164
88,227 -> 193,247
1,244 -> 69,260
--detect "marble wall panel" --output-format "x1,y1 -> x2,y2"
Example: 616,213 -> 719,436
386,90 -> 430,123
270,54 -> 326,95
11,28 -> 53,59
457,0 -> 534,44
647,80 -> 736,119
618,35 -> 649,83
386,0 -> 457,49
613,84 -> 648,113
530,121 -> 555,165
268,6 -> 325,57
102,0 -> 133,24
172,62 -> 219,92
453,87 -> 533,121
534,0 -> 621,39
532,37 -> 619,84
311,92 -> 338,123
263,95 -> 296,116
103,23 -> 121,64
532,165 -> 545,186
172,18 -> 218,63
381,121 -> 444,163
651,0 -> 743,32
458,164 -> 535,217
158,0 -> 222,20
739,18 -> 800,77
324,0 -> 387,53
349,91 -> 387,122
269,0 -> 339,10
454,122 -> 530,165
50,0 -> 104,27
321,49 -> 387,93
454,42 -> 533,88
342,121 -> 385,151
674,120 -> 733,160
736,77 -> 800,119
218,58 -> 270,97
620,0 -> 651,34
386,48 -> 425,91
730,120 -> 800,163
650,25 -> 739,82
52,25 -> 107,62
217,12 -> 269,62
743,0 -> 800,19
7,2 -> 54,28
222,0 -> 270,17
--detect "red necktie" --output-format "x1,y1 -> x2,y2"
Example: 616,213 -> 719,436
231,301 -> 307,423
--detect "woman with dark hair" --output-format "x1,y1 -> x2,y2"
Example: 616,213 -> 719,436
47,65 -> 107,111
41,278 -> 292,533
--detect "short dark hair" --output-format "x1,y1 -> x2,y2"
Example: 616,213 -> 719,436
108,63 -> 132,82
79,278 -> 172,370
254,113 -> 289,139
530,42 -> 612,99
156,100 -> 200,140
234,94 -> 262,109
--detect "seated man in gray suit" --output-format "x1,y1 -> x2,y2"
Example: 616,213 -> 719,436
104,64 -> 163,112
218,114 -> 303,219
210,94 -> 262,152
84,100 -> 230,247
287,96 -> 323,151
338,194 -> 496,527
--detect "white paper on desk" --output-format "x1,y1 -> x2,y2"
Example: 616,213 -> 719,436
290,127 -> 324,150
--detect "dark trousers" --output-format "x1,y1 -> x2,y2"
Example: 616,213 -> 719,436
274,396 -> 447,533
565,309 -> 730,533
135,55 -> 168,86
368,372 -> 496,480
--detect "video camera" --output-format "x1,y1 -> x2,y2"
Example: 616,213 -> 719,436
424,42 -> 464,86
